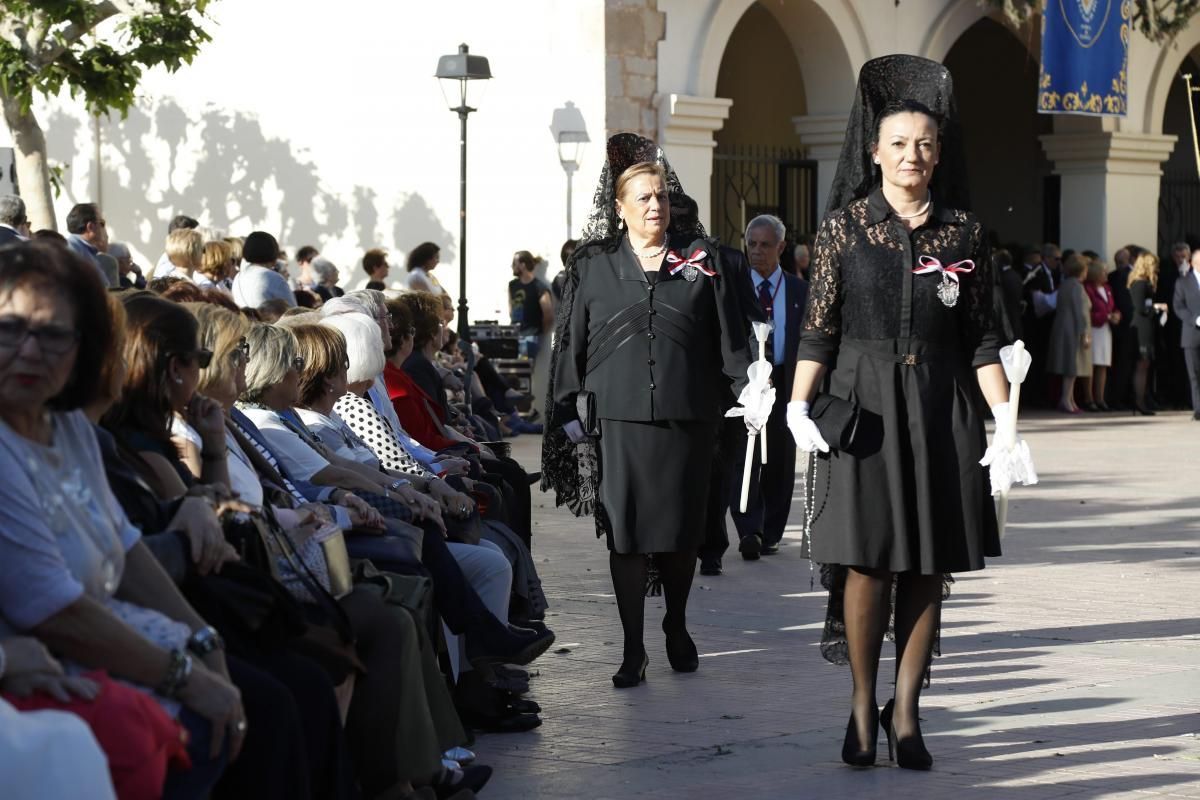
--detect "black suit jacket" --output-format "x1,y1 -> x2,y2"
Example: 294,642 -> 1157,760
1109,265 -> 1134,332
0,227 -> 22,246
745,269 -> 808,400
555,237 -> 752,423
1174,268 -> 1200,347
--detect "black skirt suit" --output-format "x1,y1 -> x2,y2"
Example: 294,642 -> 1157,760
1129,278 -> 1157,360
553,237 -> 752,553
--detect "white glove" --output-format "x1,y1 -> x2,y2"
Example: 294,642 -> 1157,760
979,402 -> 1038,495
563,420 -> 587,444
786,400 -> 830,454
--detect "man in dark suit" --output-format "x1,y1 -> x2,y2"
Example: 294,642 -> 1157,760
1174,249 -> 1200,419
0,195 -> 30,245
1159,241 -> 1192,409
1107,247 -> 1136,409
698,241 -> 762,575
730,214 -> 808,561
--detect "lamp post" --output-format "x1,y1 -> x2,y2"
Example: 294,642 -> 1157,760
436,43 -> 491,393
551,102 -> 589,239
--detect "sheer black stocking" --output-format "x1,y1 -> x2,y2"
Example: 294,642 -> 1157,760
656,549 -> 697,633
843,566 -> 891,750
892,573 -> 942,742
609,552 -> 647,670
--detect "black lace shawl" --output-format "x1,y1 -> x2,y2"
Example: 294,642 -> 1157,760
541,133 -> 705,519
813,56 -> 970,670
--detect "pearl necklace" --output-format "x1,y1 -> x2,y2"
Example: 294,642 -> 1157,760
892,193 -> 932,220
630,236 -> 668,259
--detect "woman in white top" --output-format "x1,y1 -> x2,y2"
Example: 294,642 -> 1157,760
404,241 -> 446,295
164,227 -> 203,282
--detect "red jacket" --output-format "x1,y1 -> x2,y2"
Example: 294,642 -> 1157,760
384,361 -> 458,451
1085,282 -> 1115,328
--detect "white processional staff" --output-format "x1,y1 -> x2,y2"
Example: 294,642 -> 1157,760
726,360 -> 775,513
751,321 -> 773,463
997,339 -> 1033,537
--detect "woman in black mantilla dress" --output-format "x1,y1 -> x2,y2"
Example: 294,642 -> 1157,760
787,57 -> 1034,769
543,134 -> 751,688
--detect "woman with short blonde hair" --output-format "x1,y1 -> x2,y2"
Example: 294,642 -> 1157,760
193,240 -> 232,289
165,228 -> 203,280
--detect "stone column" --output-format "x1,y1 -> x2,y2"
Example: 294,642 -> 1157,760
793,113 -> 849,218
657,94 -> 733,231
1040,130 -> 1177,257
605,0 -> 665,140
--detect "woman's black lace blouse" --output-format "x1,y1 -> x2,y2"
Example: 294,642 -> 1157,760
798,189 -> 1001,368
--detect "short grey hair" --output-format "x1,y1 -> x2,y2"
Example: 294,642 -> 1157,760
310,256 -> 338,282
241,323 -> 298,404
320,312 -> 385,383
745,214 -> 786,243
1173,241 -> 1190,254
321,296 -> 372,318
0,195 -> 26,227
107,242 -> 131,261
346,288 -> 386,320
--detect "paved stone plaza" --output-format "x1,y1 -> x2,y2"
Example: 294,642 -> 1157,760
478,411 -> 1200,799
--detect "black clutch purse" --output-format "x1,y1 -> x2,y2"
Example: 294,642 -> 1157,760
575,390 -> 599,436
809,393 -> 860,451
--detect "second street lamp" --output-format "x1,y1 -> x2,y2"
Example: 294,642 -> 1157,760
435,43 -> 491,400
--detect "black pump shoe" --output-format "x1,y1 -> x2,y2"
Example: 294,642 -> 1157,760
880,699 -> 933,771
663,624 -> 699,673
841,705 -> 878,767
612,651 -> 648,688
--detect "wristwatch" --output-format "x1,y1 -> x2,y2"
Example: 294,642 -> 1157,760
157,648 -> 194,698
388,479 -> 411,492
187,625 -> 225,658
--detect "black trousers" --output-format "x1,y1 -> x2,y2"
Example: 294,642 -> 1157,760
729,394 -> 796,547
699,417 -> 744,562
1185,344 -> 1200,412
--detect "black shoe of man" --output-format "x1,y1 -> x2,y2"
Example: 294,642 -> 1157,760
699,557 -> 723,576
761,541 -> 780,556
739,534 -> 762,561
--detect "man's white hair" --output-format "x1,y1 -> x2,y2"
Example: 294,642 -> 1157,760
745,214 -> 786,243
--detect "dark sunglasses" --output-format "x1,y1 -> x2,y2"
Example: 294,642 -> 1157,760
171,348 -> 213,369
0,317 -> 80,355
291,355 -> 305,371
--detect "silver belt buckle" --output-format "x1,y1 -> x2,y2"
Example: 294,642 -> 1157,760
902,353 -> 917,366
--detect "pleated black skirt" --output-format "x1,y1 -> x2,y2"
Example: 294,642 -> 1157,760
597,418 -> 716,554
806,338 -> 1000,574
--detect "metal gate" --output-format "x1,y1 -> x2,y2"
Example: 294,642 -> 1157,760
1159,169 -> 1200,254
710,146 -> 818,249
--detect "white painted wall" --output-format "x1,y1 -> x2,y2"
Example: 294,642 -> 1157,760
1,0 -> 606,318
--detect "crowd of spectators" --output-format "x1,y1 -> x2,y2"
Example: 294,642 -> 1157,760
0,195 -> 559,800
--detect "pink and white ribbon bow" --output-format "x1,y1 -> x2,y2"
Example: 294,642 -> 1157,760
665,248 -> 716,277
912,255 -> 975,283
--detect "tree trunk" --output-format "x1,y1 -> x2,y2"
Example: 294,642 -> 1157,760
0,91 -> 58,232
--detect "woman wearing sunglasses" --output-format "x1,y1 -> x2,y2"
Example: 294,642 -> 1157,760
103,292 -> 234,498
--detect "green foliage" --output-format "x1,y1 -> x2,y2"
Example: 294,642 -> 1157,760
986,0 -> 1200,42
0,0 -> 211,117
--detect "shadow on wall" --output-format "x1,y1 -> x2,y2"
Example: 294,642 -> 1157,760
392,191 -> 456,269
41,97 -> 451,270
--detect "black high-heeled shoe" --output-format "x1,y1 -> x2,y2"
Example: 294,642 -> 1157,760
841,705 -> 878,767
612,651 -> 648,688
879,699 -> 933,770
1133,405 -> 1156,416
663,623 -> 699,673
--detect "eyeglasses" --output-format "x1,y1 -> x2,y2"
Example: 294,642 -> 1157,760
230,339 -> 251,366
291,355 -> 305,371
0,317 -> 80,355
170,349 -> 213,369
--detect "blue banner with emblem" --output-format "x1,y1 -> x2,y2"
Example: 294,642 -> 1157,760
1038,0 -> 1131,116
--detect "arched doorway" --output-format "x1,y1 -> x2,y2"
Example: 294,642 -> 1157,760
710,2 -> 814,248
1158,50 -> 1200,255
944,18 -> 1054,250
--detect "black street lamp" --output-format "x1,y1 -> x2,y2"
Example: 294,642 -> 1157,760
436,43 -> 491,393
551,101 -> 589,240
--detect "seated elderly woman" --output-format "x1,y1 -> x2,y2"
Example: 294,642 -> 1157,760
236,319 -> 552,673
0,243 -> 237,799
